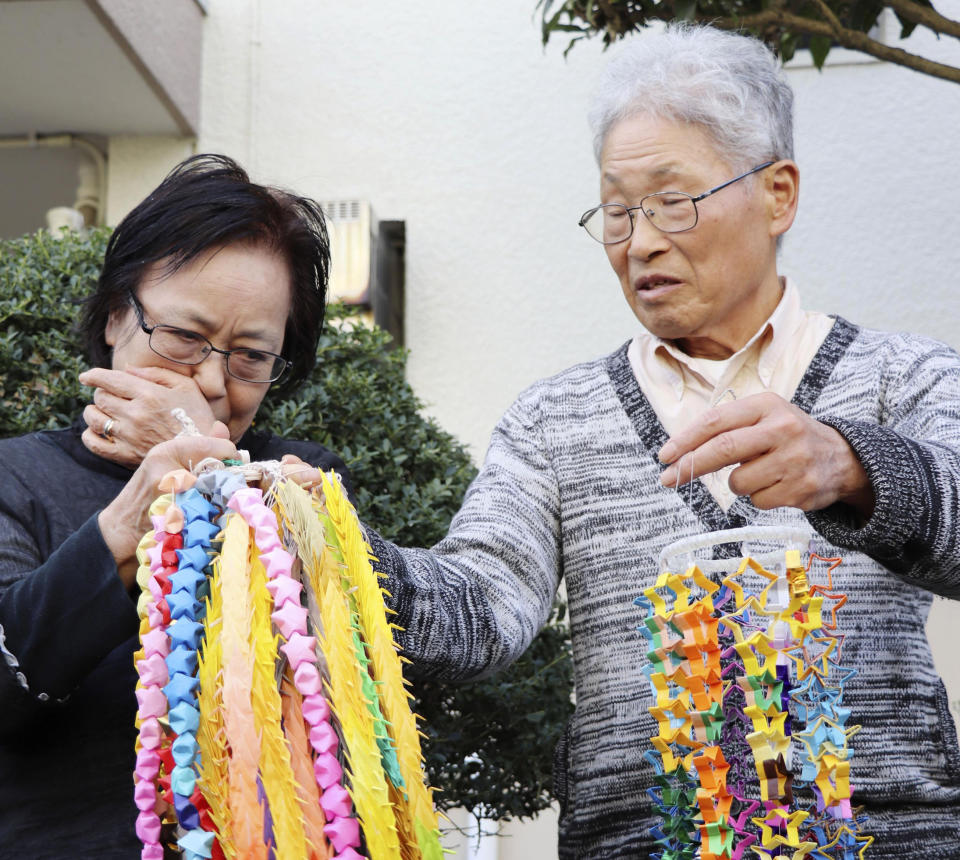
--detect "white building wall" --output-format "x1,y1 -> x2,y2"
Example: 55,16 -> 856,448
104,135 -> 195,225
139,3 -> 957,855
196,2 -> 960,453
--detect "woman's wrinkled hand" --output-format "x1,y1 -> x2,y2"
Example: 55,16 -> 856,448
98,423 -> 237,588
279,454 -> 323,490
79,366 -> 218,469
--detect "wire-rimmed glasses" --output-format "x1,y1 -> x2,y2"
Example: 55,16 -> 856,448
579,161 -> 775,244
128,292 -> 291,383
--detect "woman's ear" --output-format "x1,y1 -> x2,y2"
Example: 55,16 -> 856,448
767,160 -> 800,239
104,304 -> 133,349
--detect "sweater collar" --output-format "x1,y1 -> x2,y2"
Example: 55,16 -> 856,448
606,316 -> 859,542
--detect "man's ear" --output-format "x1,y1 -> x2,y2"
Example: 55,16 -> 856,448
766,160 -> 800,239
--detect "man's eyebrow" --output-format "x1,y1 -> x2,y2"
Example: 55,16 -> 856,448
650,164 -> 684,179
602,164 -> 687,185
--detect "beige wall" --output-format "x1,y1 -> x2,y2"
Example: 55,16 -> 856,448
444,806 -> 559,860
92,0 -> 205,134
103,135 -> 195,225
0,147 -> 87,237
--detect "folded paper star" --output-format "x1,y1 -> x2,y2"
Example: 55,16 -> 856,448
301,692 -> 331,726
167,590 -> 203,621
163,672 -> 200,708
281,631 -> 317,668
165,647 -> 199,677
225,486 -> 263,517
314,751 -> 344,788
135,686 -> 168,720
785,631 -> 838,681
265,573 -> 302,607
176,545 -> 212,573
141,628 -> 170,658
169,566 -> 207,595
260,546 -> 295,579
176,489 -> 218,524
168,701 -> 200,735
324,812 -> 361,853
183,519 -> 220,548
309,720 -> 339,754
170,764 -> 197,796
271,601 -> 309,639
294,661 -> 323,696
167,618 -> 204,650
137,653 -> 169,687
163,505 -> 185,534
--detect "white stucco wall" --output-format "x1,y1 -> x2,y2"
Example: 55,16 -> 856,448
781,22 -> 960,347
196,1 -> 960,454
109,4 -> 959,855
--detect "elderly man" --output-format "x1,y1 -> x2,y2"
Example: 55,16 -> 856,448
352,25 -> 960,858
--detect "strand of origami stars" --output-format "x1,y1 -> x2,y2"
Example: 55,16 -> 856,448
133,479 -> 223,860
636,548 -> 873,860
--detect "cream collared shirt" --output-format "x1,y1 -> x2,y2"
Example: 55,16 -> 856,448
627,279 -> 835,510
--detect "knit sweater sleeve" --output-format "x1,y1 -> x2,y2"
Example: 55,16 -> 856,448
807,335 -> 960,598
368,391 -> 562,682
0,492 -> 139,737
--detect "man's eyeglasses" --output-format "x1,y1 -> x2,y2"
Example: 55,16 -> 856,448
578,161 -> 775,244
128,292 -> 290,384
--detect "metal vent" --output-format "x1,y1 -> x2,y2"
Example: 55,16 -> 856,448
320,199 -> 374,308
322,199 -> 364,222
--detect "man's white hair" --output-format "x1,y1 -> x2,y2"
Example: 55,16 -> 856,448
589,24 -> 794,169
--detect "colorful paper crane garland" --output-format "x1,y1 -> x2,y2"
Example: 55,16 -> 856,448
132,463 -> 443,860
636,545 -> 873,860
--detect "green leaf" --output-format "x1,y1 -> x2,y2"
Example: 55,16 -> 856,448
779,30 -> 799,63
809,34 -> 833,69
893,9 -> 919,38
562,33 -> 588,58
849,0 -> 884,33
673,0 -> 698,22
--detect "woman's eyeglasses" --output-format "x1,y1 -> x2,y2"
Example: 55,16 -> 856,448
127,292 -> 290,384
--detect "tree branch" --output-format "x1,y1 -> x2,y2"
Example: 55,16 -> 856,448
539,1 -> 960,84
706,10 -> 960,84
883,0 -> 960,40
807,0 -> 844,35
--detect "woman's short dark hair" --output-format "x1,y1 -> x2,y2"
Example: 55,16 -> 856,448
81,153 -> 329,394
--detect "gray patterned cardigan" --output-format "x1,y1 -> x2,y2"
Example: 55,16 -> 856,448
370,318 -> 960,859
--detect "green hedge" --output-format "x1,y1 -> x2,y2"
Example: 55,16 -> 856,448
0,228 -> 573,822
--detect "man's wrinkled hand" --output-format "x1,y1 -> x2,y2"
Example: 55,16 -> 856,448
658,392 -> 874,516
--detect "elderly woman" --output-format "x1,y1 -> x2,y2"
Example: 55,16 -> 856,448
288,25 -> 960,859
0,155 -> 351,857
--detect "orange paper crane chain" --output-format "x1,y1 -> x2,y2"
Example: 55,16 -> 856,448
637,544 -> 871,860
